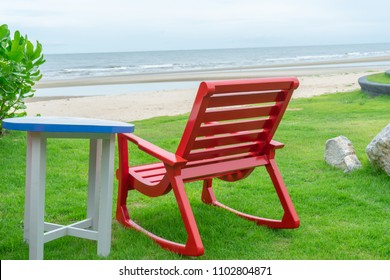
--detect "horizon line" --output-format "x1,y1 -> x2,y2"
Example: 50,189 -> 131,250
44,41 -> 390,56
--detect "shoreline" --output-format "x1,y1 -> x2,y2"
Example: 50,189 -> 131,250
26,61 -> 390,122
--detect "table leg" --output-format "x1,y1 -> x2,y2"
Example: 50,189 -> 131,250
87,139 -> 102,230
26,132 -> 47,260
24,134 -> 32,242
97,135 -> 115,256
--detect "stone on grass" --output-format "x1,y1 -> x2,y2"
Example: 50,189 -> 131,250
366,123 -> 390,176
324,136 -> 362,172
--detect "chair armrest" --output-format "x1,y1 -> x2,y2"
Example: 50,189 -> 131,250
269,140 -> 285,149
120,133 -> 187,167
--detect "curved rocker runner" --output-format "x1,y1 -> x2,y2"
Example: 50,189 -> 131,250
116,77 -> 300,256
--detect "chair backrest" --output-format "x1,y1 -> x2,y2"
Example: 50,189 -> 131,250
176,77 -> 299,164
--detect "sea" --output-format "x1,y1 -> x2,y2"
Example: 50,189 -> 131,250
36,43 -> 390,97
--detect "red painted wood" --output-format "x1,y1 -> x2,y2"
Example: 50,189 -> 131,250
207,91 -> 285,108
203,104 -> 279,122
116,77 -> 300,257
211,78 -> 299,94
197,119 -> 271,136
188,142 -> 259,161
192,131 -> 265,149
135,167 -> 166,178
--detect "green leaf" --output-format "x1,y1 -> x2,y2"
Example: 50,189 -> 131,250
8,44 -> 24,62
13,31 -> 21,43
32,41 -> 43,60
26,40 -> 34,59
0,24 -> 10,40
35,54 -> 45,65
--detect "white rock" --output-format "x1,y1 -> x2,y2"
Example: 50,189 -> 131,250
325,136 -> 362,172
366,123 -> 390,176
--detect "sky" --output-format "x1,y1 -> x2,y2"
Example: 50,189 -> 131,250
1,0 -> 390,54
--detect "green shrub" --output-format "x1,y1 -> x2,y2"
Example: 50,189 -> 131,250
0,24 -> 45,133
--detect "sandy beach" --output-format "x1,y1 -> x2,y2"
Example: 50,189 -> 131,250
26,57 -> 390,122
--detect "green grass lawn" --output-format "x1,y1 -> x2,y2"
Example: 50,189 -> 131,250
366,72 -> 390,84
0,90 -> 389,260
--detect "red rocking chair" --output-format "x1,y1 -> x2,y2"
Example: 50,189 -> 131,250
116,77 -> 300,256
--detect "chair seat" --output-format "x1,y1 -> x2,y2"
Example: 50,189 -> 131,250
129,162 -> 166,185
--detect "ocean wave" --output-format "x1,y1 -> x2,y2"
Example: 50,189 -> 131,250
139,64 -> 174,69
265,54 -> 345,63
63,66 -> 129,73
41,43 -> 390,80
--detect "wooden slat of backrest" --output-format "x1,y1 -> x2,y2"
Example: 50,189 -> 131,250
192,130 -> 265,149
188,142 -> 259,161
182,155 -> 269,181
207,91 -> 285,108
184,151 -> 258,168
198,119 -> 271,136
212,79 -> 297,94
203,104 -> 279,123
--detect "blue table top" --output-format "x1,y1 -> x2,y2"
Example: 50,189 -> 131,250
2,117 -> 134,134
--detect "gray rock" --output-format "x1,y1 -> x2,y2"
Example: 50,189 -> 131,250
325,136 -> 362,172
366,123 -> 390,176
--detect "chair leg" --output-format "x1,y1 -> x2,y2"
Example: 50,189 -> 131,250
201,179 -> 217,204
116,179 -> 131,225
264,159 -> 300,228
116,133 -> 132,224
201,162 -> 300,229
116,169 -> 204,257
167,170 -> 204,256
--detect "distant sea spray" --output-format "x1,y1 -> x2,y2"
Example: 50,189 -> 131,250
41,43 -> 390,81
